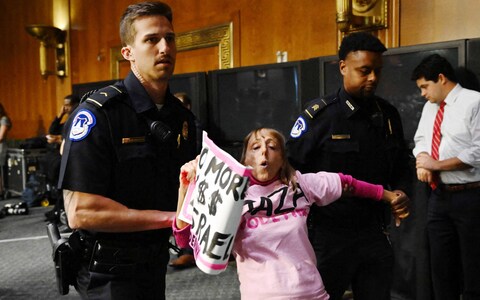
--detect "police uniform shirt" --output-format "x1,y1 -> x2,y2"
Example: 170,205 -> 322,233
59,72 -> 197,241
287,87 -> 411,227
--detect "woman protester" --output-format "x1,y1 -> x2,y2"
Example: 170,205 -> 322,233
173,127 -> 409,300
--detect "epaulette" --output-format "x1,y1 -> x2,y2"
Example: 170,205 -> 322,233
84,85 -> 124,108
302,96 -> 336,120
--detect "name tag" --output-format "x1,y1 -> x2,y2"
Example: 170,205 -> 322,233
331,134 -> 351,140
122,136 -> 146,144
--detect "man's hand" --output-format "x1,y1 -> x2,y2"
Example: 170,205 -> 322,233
416,152 -> 438,171
58,105 -> 68,118
416,167 -> 433,183
46,134 -> 62,145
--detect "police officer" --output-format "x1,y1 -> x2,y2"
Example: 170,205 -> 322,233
58,2 -> 197,299
287,32 -> 411,300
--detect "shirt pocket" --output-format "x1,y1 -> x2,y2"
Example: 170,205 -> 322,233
322,139 -> 360,172
114,143 -> 157,184
324,139 -> 359,153
116,142 -> 156,162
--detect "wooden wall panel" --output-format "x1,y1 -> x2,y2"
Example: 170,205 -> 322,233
175,47 -> 220,74
2,0 -> 480,139
69,0 -> 339,85
400,0 -> 480,46
0,0 -> 57,140
70,0 -> 130,83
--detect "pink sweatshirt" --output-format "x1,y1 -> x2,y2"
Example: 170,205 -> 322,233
173,171 -> 383,299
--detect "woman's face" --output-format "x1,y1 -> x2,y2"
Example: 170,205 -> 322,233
243,129 -> 283,182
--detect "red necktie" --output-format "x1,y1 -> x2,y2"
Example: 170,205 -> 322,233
430,101 -> 446,189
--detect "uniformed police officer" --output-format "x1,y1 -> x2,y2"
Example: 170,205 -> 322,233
287,32 -> 411,300
58,2 -> 197,299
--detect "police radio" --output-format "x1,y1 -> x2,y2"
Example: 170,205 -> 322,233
146,118 -> 173,143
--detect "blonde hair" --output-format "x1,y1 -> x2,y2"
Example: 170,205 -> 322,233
240,127 -> 298,189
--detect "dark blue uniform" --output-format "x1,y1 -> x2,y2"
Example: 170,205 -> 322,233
287,87 -> 412,300
59,72 -> 197,299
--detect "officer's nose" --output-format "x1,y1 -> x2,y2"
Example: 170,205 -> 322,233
368,70 -> 378,82
158,38 -> 170,54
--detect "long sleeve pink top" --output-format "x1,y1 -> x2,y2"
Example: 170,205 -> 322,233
173,171 -> 383,299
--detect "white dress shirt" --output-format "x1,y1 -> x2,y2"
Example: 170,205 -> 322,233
413,84 -> 480,184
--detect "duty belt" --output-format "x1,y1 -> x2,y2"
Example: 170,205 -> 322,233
440,181 -> 480,192
87,239 -> 168,275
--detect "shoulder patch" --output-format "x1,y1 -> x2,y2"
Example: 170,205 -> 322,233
85,85 -> 123,107
290,116 -> 307,138
69,109 -> 96,141
289,97 -> 335,139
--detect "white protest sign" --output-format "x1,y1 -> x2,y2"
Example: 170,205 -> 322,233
179,131 -> 251,275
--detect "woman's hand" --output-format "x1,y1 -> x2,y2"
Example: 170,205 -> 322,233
176,156 -> 199,229
180,157 -> 198,184
382,190 -> 410,227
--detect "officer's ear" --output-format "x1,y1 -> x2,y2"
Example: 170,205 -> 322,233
339,60 -> 347,76
121,46 -> 134,61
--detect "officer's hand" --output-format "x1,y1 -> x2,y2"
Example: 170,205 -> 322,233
389,190 -> 410,227
416,167 -> 432,183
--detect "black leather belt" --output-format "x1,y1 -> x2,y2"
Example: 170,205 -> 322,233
88,240 -> 168,275
440,181 -> 480,192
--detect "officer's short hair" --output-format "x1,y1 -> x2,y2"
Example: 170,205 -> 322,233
410,53 -> 458,83
338,32 -> 387,61
120,1 -> 173,46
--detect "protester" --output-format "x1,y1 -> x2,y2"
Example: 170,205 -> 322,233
173,127 -> 409,300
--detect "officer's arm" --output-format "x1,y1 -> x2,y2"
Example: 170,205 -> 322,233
63,189 -> 175,232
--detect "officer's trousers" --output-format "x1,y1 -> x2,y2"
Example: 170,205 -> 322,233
311,225 -> 393,300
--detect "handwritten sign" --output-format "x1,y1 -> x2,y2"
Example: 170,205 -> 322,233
179,132 -> 251,274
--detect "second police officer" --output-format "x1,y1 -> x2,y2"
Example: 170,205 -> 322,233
287,32 -> 412,300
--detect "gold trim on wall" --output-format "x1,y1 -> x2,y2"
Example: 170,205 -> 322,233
336,0 -> 387,33
110,47 -> 124,80
176,22 -> 233,69
110,22 -> 234,79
